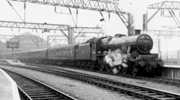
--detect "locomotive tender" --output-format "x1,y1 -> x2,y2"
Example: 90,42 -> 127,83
10,34 -> 163,76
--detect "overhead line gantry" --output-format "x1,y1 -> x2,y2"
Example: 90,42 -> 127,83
143,1 -> 180,31
0,20 -> 102,44
9,0 -> 134,35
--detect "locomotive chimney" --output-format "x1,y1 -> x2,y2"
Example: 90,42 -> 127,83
135,29 -> 141,35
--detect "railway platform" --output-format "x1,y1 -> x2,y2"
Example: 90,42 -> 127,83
162,64 -> 180,80
0,68 -> 20,100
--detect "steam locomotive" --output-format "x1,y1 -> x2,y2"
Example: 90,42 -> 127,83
6,33 -> 163,76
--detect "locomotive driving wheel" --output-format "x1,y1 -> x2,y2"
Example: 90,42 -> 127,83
131,67 -> 138,77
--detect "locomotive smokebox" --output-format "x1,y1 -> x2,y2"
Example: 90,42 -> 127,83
97,34 -> 153,54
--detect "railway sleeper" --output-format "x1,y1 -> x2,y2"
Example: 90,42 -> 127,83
27,92 -> 55,95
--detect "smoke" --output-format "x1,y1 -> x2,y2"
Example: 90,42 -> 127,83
104,49 -> 128,68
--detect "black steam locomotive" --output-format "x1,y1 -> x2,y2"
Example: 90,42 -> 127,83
6,34 -> 163,76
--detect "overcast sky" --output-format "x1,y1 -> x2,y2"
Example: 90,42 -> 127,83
0,0 -> 164,36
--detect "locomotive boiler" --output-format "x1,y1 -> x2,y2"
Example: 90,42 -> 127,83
6,34 -> 163,76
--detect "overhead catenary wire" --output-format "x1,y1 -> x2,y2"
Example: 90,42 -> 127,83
99,11 -> 104,21
6,0 -> 24,21
75,9 -> 78,27
68,8 -> 77,27
168,9 -> 180,26
24,0 -> 26,22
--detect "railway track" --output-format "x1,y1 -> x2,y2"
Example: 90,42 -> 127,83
27,63 -> 180,87
7,65 -> 180,100
5,70 -> 76,100
122,74 -> 180,87
18,86 -> 32,100
40,68 -> 180,100
4,62 -> 180,87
